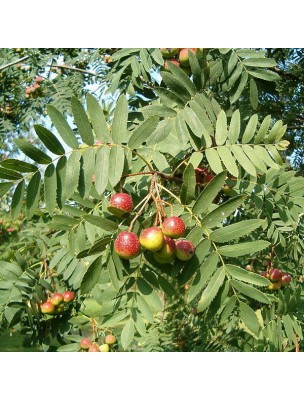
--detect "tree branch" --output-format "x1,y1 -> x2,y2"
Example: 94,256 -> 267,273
47,64 -> 103,78
0,55 -> 29,71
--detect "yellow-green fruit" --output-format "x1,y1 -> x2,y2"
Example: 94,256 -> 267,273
139,227 -> 164,252
153,252 -> 175,264
100,344 -> 110,352
268,281 -> 282,291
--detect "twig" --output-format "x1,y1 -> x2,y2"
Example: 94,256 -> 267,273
0,55 -> 29,71
47,64 -> 103,78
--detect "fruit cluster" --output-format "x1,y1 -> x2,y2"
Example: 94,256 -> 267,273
25,76 -> 45,99
80,334 -> 117,352
160,48 -> 206,75
41,291 -> 75,315
109,193 -> 195,264
260,268 -> 292,290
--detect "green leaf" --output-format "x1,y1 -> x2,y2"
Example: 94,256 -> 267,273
189,50 -> 202,90
180,163 -> 196,204
83,215 -> 118,232
71,97 -> 94,146
63,151 -> 81,200
228,109 -> 240,144
44,163 -> 57,214
239,301 -> 261,336
183,106 -> 212,147
86,93 -> 109,142
193,171 -> 227,215
230,71 -> 248,104
188,252 -> 219,302
11,180 -> 25,220
197,267 -> 225,312
107,256 -> 120,291
15,139 -> 52,164
57,343 -> 81,352
146,119 -> 173,146
161,72 -> 191,102
218,240 -> 270,257
243,58 -> 276,68
108,146 -> 125,188
95,146 -> 110,195
0,168 -> 22,180
26,171 -> 41,219
81,256 -> 103,294
282,315 -> 296,346
34,125 -> 65,155
220,296 -> 237,323
0,159 -> 37,173
231,145 -> 256,176
205,148 -> 223,174
254,146 -> 279,169
217,146 -> 239,177
47,105 -> 79,149
56,156 -> 67,208
226,265 -> 269,286
215,110 -> 228,146
230,280 -> 271,304
249,79 -> 258,110
254,115 -> 271,144
167,61 -> 197,96
81,147 -> 95,198
175,113 -> 189,147
200,195 -> 246,228
248,69 -> 280,82
121,318 -> 135,350
128,116 -> 159,148
112,95 -> 128,144
0,182 -> 13,198
242,145 -> 267,172
210,219 -> 263,243
242,114 -> 258,144
136,295 -> 154,323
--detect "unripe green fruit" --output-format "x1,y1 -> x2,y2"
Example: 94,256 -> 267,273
55,303 -> 65,314
175,240 -> 195,261
105,335 -> 117,345
80,337 -> 92,350
114,231 -> 141,259
160,48 -> 179,58
41,301 -> 55,315
100,344 -> 110,352
268,281 -> 282,291
153,252 -> 175,264
139,227 -> 164,252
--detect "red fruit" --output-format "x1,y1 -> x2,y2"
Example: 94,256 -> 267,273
281,273 -> 292,287
80,337 -> 92,350
114,231 -> 141,260
269,269 -> 283,282
164,59 -> 180,70
108,193 -> 133,216
25,87 -> 32,95
139,227 -> 164,252
63,291 -> 75,303
88,343 -> 100,352
160,48 -> 179,58
162,217 -> 185,239
50,293 -> 64,306
260,271 -> 270,279
35,76 -> 43,83
41,301 -> 55,315
175,240 -> 195,261
105,335 -> 117,345
179,48 -> 197,66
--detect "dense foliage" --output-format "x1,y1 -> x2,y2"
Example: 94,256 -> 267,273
0,48 -> 303,352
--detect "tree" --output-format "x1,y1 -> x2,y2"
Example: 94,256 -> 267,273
0,48 -> 303,352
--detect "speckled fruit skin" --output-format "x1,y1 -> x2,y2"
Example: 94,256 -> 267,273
162,217 -> 185,239
88,343 -> 100,352
160,48 -> 179,58
108,193 -> 133,216
175,240 -> 195,261
50,293 -> 64,306
100,344 -> 110,352
114,231 -> 141,260
269,268 -> 283,282
268,281 -> 282,291
157,236 -> 176,258
63,291 -> 75,303
179,48 -> 197,66
164,59 -> 180,70
105,335 -> 117,345
41,301 -> 55,315
281,273 -> 292,287
139,227 -> 164,252
80,337 -> 92,350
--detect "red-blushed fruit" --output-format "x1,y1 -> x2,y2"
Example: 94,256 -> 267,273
63,291 -> 75,303
162,217 -> 185,239
100,344 -> 110,352
41,301 -> 55,315
179,48 -> 197,66
160,48 -> 179,58
164,59 -> 180,70
157,236 -> 176,258
105,335 -> 117,345
50,293 -> 64,306
114,231 -> 141,260
80,337 -> 92,350
139,227 -> 164,252
175,240 -> 195,261
281,273 -> 292,287
108,193 -> 133,216
260,271 -> 270,279
88,343 -> 100,352
269,268 -> 283,282
268,281 -> 282,291
35,76 -> 43,83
